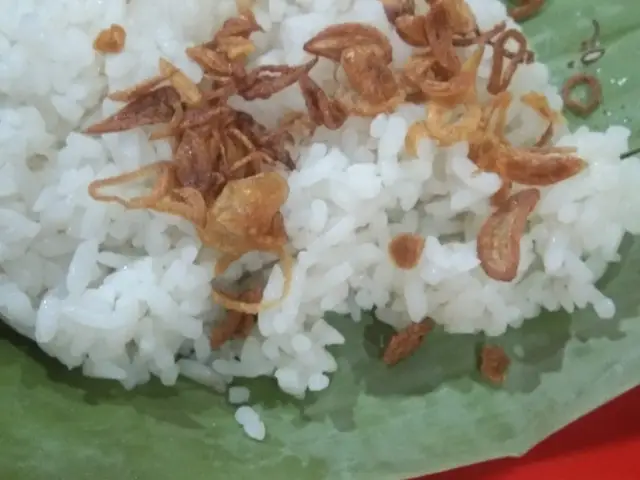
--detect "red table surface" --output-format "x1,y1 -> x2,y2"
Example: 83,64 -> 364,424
420,386 -> 640,480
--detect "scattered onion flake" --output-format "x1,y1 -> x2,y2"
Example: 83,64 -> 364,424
487,29 -> 528,94
84,10 -> 303,319
477,188 -> 540,282
210,288 -> 262,348
88,161 -> 174,210
159,58 -> 203,107
480,344 -> 511,385
383,319 -> 434,366
579,19 -> 605,66
388,233 -> 425,269
520,91 -> 563,147
520,91 -> 563,125
381,0 -> 415,24
82,4 -> 592,329
212,246 -> 294,315
562,73 -> 603,117
93,24 -> 127,54
508,0 -> 545,23
580,47 -> 605,66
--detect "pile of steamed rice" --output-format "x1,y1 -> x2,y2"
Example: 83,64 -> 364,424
1,0 -> 639,440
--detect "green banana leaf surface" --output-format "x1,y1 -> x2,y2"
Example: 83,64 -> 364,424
1,1 -> 640,478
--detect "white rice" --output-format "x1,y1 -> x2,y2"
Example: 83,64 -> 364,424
1,0 -> 639,441
234,405 -> 266,441
228,385 -> 251,404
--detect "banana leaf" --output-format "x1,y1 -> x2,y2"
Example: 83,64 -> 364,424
1,0 -> 639,478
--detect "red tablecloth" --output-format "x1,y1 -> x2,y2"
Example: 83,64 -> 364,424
422,386 -> 640,480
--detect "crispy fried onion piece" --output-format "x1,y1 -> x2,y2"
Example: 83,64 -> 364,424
85,86 -> 181,135
214,7 -> 262,43
93,24 -> 127,54
278,110 -> 318,139
402,52 -> 436,92
212,247 -> 293,314
467,91 -> 513,178
210,287 -> 262,348
210,310 -> 245,348
303,22 -> 393,64
424,0 -> 461,73
509,0 -> 545,23
404,47 -> 485,152
469,92 -> 586,186
187,45 -> 236,77
477,91 -> 512,140
240,58 -> 318,101
452,21 -> 506,47
87,161 -> 175,209
155,187 -> 209,227
394,15 -> 429,47
299,74 -> 348,129
520,91 -> 564,147
477,188 -> 540,282
521,92 -> 562,123
480,344 -> 511,385
487,29 -> 528,94
383,318 -> 434,365
341,44 -> 401,106
417,45 -> 484,105
107,73 -> 172,102
498,145 -> 587,186
381,0 -> 415,24
394,1 -> 462,67
439,0 -> 477,36
490,179 -> 513,208
202,173 -> 289,242
159,58 -> 203,106
88,163 -> 210,226
388,233 -> 425,269
561,73 -> 602,117
198,173 -> 293,314
406,98 -> 482,152
336,84 -> 405,117
425,102 -> 482,146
